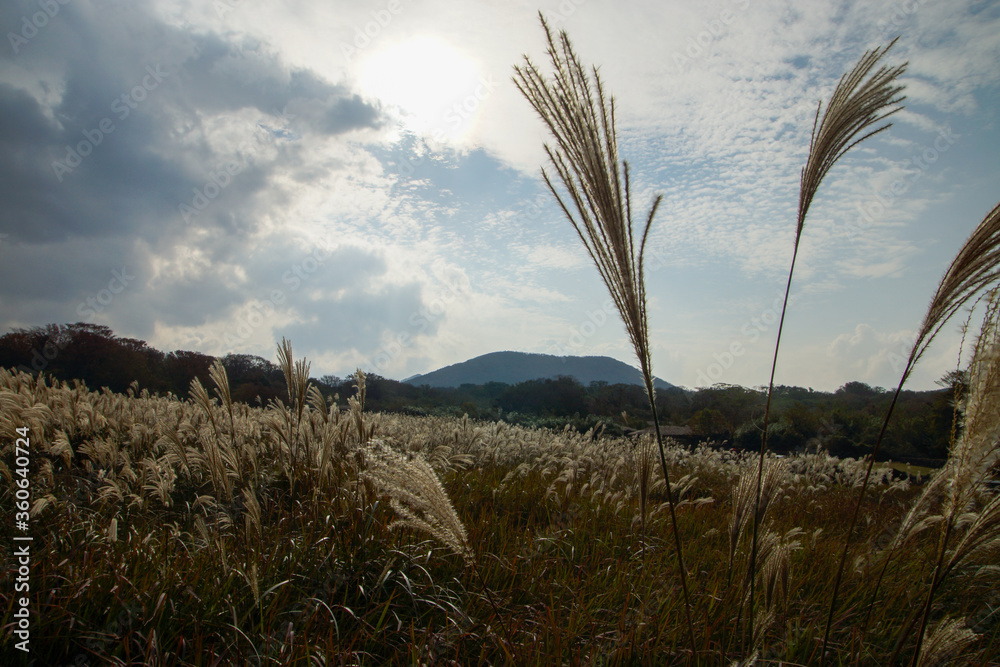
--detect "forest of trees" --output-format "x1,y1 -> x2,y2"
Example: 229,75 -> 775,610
0,323 -> 958,464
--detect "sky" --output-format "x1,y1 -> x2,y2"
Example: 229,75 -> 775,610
1,0 -> 998,392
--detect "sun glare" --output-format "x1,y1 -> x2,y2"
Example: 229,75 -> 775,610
358,36 -> 486,141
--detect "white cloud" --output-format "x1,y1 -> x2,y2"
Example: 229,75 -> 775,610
827,323 -> 915,380
521,243 -> 588,271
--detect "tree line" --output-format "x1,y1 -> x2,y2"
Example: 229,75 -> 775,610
0,323 -> 957,463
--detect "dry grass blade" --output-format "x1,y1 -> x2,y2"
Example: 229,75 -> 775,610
943,291 -> 1000,516
729,458 -> 782,580
209,359 -> 233,413
275,338 -> 311,482
942,492 -> 1000,581
915,617 -> 977,667
209,359 -> 241,482
512,16 -> 659,379
860,470 -> 947,641
189,376 -> 233,502
751,37 -> 906,661
353,368 -> 367,412
797,38 -> 906,235
904,301 -> 1000,664
828,201 -> 1000,662
512,13 -> 695,654
363,441 -> 473,564
909,203 -> 1000,381
634,433 -> 655,541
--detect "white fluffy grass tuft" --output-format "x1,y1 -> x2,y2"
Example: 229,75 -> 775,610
363,440 -> 473,564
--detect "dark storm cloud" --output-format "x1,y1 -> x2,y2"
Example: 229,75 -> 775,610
278,281 -> 434,358
240,241 -> 388,292
0,0 -> 382,245
0,82 -> 53,145
317,94 -> 381,135
0,235 -> 142,331
176,36 -> 379,135
173,243 -> 432,356
0,0 -> 387,343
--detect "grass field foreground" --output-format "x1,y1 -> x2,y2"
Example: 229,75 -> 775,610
1,358 -> 998,664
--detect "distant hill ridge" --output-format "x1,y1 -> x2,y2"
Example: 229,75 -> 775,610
403,351 -> 673,389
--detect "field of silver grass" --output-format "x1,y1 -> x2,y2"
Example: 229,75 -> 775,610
0,333 -> 997,663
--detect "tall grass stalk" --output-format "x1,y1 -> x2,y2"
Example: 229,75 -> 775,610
742,37 -> 906,654
857,309 -> 976,654
209,359 -> 245,487
635,431 -> 655,550
363,430 -> 513,655
907,289 -> 1000,664
513,14 -> 696,656
823,201 -> 1000,661
276,337 -> 310,482
189,375 -> 234,502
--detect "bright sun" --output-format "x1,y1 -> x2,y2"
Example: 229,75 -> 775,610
358,36 -> 485,141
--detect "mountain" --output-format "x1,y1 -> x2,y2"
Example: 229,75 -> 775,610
403,351 -> 673,389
